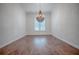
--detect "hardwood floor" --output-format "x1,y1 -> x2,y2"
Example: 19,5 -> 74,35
0,35 -> 79,55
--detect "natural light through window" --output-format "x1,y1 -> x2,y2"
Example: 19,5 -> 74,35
34,19 -> 45,31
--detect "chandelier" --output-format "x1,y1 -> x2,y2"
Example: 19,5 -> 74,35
36,10 -> 45,22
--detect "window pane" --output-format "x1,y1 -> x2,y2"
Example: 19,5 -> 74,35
35,19 -> 45,31
40,20 -> 45,31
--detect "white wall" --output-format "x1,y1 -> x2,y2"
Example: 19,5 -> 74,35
51,4 -> 79,49
26,12 -> 51,35
0,4 -> 27,48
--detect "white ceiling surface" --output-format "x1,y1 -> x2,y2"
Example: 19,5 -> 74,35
20,3 -> 55,13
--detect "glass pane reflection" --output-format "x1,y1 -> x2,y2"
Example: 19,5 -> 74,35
33,37 -> 47,48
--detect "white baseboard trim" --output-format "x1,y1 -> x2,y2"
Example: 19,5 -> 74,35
0,34 -> 27,48
26,33 -> 51,35
51,34 -> 79,49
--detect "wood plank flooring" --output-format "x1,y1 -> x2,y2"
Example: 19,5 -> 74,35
0,35 -> 79,55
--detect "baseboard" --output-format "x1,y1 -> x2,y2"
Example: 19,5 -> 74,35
0,34 -> 27,48
26,34 -> 51,36
26,33 -> 51,35
51,34 -> 79,49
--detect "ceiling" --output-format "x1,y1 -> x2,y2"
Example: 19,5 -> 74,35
20,3 -> 56,13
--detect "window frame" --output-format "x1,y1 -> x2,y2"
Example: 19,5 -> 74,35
34,18 -> 46,32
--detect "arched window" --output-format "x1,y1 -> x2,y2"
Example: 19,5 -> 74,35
34,19 -> 45,31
